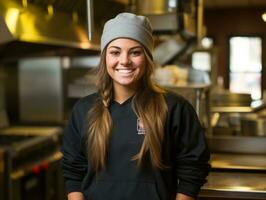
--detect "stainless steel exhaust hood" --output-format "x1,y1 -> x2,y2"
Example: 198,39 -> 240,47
0,0 -> 127,59
0,0 -> 98,48
135,0 -> 202,38
134,0 -> 203,65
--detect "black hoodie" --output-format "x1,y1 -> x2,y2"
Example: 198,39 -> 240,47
61,92 -> 210,200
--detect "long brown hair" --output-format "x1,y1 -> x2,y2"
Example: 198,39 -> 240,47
87,47 -> 168,172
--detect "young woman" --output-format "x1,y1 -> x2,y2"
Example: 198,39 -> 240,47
61,12 -> 210,200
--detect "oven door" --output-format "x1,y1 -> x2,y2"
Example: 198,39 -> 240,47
10,151 -> 65,200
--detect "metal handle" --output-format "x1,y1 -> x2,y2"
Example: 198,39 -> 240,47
87,0 -> 93,41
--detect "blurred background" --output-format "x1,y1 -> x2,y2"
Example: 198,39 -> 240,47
1,0 -> 266,199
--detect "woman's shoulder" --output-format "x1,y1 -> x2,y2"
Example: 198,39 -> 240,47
164,90 -> 187,106
164,90 -> 198,117
72,92 -> 100,114
77,92 -> 99,105
164,90 -> 197,113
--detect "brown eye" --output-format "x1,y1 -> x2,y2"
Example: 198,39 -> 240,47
130,50 -> 142,57
110,51 -> 120,56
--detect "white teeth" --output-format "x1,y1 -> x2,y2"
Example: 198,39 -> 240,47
117,69 -> 134,73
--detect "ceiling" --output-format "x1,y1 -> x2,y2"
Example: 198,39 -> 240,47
204,0 -> 266,8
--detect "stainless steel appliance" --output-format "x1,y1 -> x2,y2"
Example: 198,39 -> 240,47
212,91 -> 252,107
134,0 -> 204,65
0,127 -> 64,200
135,0 -> 203,37
0,69 -> 9,128
0,0 -> 127,59
210,90 -> 266,136
241,114 -> 266,137
18,57 -> 64,124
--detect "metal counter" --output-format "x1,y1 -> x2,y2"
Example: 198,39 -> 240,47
211,153 -> 266,171
200,172 -> 266,199
199,151 -> 266,199
208,136 -> 266,154
0,126 -> 62,136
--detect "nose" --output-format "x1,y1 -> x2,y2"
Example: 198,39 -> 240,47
120,52 -> 131,66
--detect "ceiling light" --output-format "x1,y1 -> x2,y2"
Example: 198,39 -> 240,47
262,12 -> 266,22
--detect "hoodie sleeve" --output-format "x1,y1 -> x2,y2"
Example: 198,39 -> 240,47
175,100 -> 211,197
61,103 -> 88,194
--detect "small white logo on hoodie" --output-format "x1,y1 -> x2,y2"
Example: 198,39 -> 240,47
137,118 -> 145,135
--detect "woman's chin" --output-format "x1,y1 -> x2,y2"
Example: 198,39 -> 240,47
114,79 -> 138,88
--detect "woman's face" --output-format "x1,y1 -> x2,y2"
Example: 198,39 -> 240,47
105,38 -> 146,90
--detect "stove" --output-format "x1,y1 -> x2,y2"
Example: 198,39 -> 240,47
0,126 -> 65,200
0,134 -> 36,146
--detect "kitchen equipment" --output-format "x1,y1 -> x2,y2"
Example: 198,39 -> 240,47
0,0 -> 96,59
0,0 -> 127,59
201,171 -> 266,200
210,91 -> 261,136
208,135 -> 266,154
153,38 -> 187,65
135,0 -> 204,65
212,91 -> 252,107
0,126 -> 64,200
0,148 -> 6,199
241,114 -> 266,136
18,57 -> 64,124
0,70 -> 9,128
136,0 -> 203,37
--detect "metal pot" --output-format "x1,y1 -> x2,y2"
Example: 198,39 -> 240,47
241,115 -> 266,136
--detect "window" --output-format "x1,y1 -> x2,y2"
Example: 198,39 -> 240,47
229,36 -> 262,100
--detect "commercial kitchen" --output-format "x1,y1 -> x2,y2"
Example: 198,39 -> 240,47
0,0 -> 266,199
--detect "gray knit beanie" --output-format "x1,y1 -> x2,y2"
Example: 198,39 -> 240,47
101,12 -> 154,57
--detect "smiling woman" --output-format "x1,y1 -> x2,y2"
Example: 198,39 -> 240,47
61,12 -> 210,200
105,38 -> 146,96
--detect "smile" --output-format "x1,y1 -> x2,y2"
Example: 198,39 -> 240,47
116,69 -> 135,74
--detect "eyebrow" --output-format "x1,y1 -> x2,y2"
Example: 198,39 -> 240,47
108,45 -> 143,50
